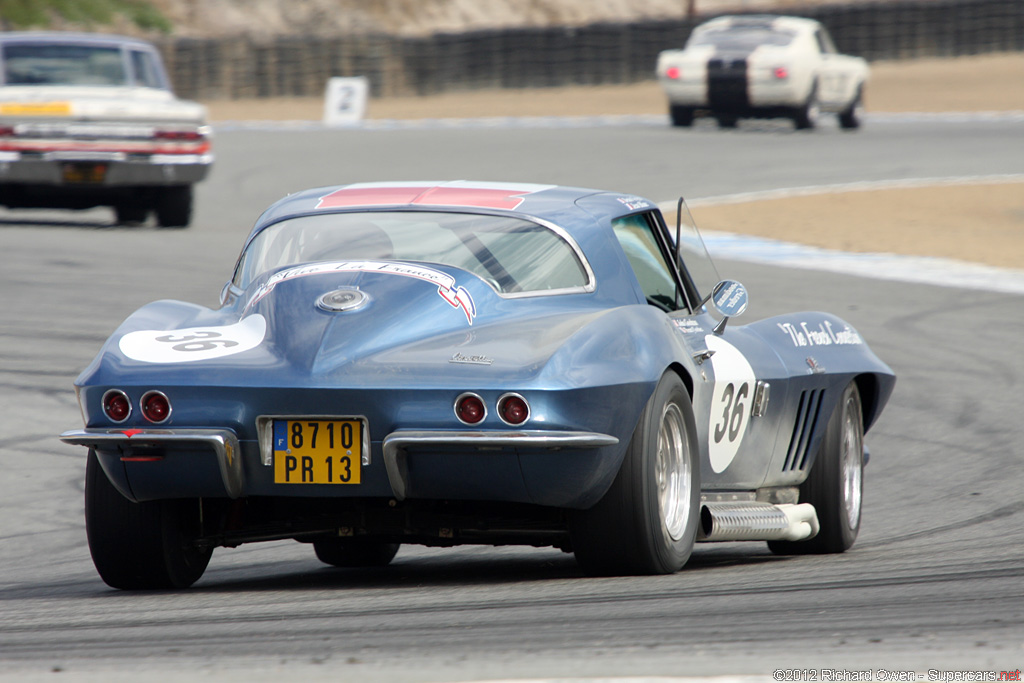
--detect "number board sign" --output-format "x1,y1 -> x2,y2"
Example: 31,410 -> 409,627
323,76 -> 368,126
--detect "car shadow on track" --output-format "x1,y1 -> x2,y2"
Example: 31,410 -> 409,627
178,544 -> 785,594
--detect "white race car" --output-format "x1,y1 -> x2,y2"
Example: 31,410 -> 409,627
0,32 -> 212,227
657,15 -> 868,130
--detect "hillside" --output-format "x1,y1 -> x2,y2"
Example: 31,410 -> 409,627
4,0 -> 850,38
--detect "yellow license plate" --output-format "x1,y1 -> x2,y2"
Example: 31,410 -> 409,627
273,419 -> 362,484
62,163 -> 107,184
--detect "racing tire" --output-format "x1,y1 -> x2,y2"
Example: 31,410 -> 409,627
313,538 -> 400,568
768,382 -> 864,555
155,185 -> 193,228
838,85 -> 864,130
85,449 -> 212,589
793,84 -> 820,130
114,202 -> 149,226
569,372 -> 700,576
715,115 -> 739,129
669,105 -> 695,127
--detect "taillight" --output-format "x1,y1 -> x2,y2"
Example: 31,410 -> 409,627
154,129 -> 204,141
102,389 -> 131,423
0,126 -> 15,137
773,67 -> 789,79
666,66 -> 681,80
140,390 -> 171,423
497,393 -> 530,425
455,393 -> 486,425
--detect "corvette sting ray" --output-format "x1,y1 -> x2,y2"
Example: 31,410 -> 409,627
657,15 -> 869,129
60,181 -> 895,589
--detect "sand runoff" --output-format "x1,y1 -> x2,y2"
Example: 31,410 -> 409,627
203,53 -> 1024,272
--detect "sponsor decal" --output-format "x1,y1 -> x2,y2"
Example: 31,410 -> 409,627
120,315 -> 267,364
246,260 -> 477,325
777,320 -> 863,348
616,195 -> 652,211
316,181 -> 553,211
705,335 -> 757,473
449,352 -> 494,365
0,101 -> 71,116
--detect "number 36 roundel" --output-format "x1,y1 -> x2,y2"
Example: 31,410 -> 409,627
119,315 -> 267,364
704,334 -> 757,473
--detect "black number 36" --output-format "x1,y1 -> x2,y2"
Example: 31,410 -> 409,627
713,382 -> 750,444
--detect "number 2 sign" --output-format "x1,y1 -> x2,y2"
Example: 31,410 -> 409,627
323,76 -> 368,126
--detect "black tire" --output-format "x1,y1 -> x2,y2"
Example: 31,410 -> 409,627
155,185 -> 193,228
313,538 -> 400,568
669,105 -> 694,127
114,202 -> 148,225
569,372 -> 700,576
85,450 -> 212,589
838,85 -> 864,130
768,382 -> 864,555
793,84 -> 820,130
715,114 -> 738,129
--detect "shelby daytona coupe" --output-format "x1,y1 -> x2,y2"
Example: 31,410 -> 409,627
657,15 -> 868,129
61,181 -> 894,589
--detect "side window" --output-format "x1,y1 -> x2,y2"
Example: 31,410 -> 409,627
130,50 -> 164,89
612,213 -> 682,312
815,29 -> 836,55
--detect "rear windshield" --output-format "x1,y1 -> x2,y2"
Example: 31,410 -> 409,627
233,211 -> 591,296
3,43 -> 131,86
689,26 -> 796,50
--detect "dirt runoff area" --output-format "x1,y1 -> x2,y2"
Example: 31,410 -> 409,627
205,53 -> 1024,271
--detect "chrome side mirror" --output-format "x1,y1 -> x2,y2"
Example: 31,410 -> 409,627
710,279 -> 748,334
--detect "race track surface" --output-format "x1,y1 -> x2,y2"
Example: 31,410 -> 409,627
1,114 -> 1022,681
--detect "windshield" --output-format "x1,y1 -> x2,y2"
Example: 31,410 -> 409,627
2,43 -> 129,86
233,211 -> 591,296
668,200 -> 720,306
689,26 -> 796,51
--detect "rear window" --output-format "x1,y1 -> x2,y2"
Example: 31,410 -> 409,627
689,26 -> 796,50
2,43 -> 128,86
234,211 -> 592,296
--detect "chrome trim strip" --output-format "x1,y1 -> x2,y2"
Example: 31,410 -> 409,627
255,415 -> 372,467
58,428 -> 243,499
381,429 -> 619,500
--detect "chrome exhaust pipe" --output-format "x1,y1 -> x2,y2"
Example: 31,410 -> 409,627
697,502 -> 820,542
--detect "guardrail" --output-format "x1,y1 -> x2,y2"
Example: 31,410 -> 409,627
157,0 -> 1023,100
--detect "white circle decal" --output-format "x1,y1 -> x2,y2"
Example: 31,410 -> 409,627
705,335 -> 757,473
119,315 -> 267,364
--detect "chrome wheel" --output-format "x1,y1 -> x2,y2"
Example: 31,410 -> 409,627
657,402 -> 691,541
840,395 -> 864,530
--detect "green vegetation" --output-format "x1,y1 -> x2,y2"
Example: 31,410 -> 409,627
0,0 -> 171,33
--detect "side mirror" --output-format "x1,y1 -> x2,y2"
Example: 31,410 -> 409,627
710,279 -> 748,334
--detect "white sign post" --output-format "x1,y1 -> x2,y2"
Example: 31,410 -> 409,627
323,76 -> 368,126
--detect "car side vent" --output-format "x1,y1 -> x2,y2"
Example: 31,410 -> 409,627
782,389 -> 824,471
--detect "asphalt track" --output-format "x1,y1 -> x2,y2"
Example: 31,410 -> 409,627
1,113 -> 1023,681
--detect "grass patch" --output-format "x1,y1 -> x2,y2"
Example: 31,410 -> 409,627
0,0 -> 171,33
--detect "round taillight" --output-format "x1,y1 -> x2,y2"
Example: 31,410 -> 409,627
102,389 -> 131,423
773,67 -> 789,79
141,391 -> 171,423
455,393 -> 486,425
498,393 -> 530,425
666,66 -> 681,80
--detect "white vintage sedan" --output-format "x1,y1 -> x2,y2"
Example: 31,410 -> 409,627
656,15 -> 868,130
0,32 -> 212,227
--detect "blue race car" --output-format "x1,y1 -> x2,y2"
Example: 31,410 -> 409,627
61,181 -> 895,589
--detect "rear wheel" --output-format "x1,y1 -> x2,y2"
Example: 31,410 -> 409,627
569,372 -> 700,575
769,382 -> 864,555
313,538 -> 400,567
85,450 -> 212,589
793,84 -> 820,130
838,85 -> 865,130
715,114 -> 739,129
669,105 -> 694,127
155,185 -> 193,228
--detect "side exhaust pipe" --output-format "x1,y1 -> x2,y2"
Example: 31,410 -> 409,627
698,502 -> 820,542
